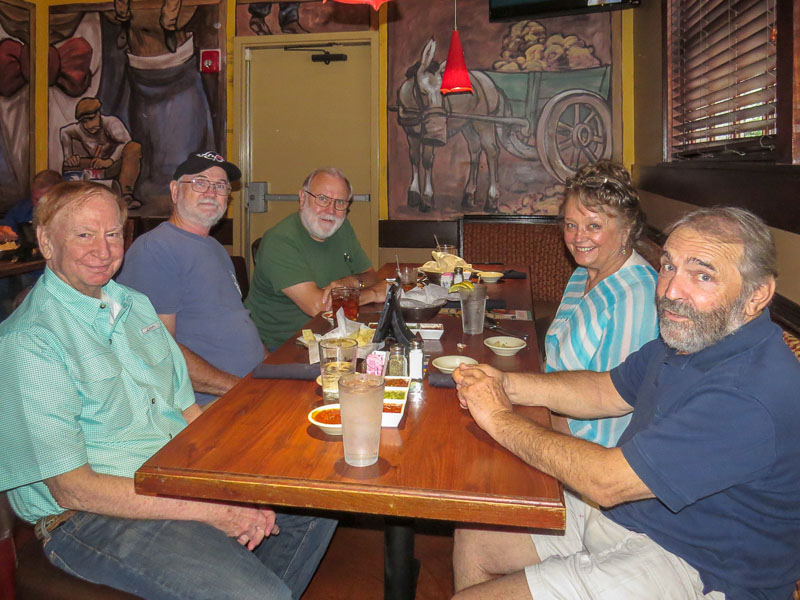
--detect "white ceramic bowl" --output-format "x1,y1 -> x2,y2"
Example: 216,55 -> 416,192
478,271 -> 504,283
431,355 -> 478,374
308,404 -> 342,436
484,336 -> 526,356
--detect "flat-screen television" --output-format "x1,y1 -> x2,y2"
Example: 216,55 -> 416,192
490,0 -> 640,21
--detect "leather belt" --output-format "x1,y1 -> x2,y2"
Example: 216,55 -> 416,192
34,510 -> 77,541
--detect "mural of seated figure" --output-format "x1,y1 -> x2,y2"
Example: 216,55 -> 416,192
60,96 -> 143,209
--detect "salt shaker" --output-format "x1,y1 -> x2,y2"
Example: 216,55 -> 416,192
408,339 -> 424,380
387,343 -> 408,377
453,267 -> 464,284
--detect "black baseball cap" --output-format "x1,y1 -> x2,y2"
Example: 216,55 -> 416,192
173,151 -> 242,182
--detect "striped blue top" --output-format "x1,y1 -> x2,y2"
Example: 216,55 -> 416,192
545,252 -> 658,447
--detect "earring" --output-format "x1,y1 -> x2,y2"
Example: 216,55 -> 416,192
620,247 -> 627,255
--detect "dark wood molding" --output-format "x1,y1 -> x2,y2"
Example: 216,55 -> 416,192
378,220 -> 459,248
637,163 -> 800,235
775,0 -> 800,164
772,293 -> 800,338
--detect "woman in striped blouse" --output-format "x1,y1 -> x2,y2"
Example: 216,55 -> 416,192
545,161 -> 659,447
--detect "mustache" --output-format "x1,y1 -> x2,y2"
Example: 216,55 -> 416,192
657,297 -> 700,319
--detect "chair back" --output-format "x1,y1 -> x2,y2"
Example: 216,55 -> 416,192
251,237 -> 262,265
459,216 -> 574,304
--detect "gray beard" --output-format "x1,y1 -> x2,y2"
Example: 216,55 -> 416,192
300,205 -> 343,240
657,293 -> 748,354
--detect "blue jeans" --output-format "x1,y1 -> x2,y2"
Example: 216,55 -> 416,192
45,511 -> 337,599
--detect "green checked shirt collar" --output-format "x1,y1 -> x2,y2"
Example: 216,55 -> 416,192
0,268 -> 196,523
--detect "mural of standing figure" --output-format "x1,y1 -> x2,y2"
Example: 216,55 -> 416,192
248,3 -> 306,35
60,96 -> 143,209
114,0 -> 183,52
396,38 -> 506,213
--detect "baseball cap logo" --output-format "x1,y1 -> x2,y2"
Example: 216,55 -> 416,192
196,151 -> 225,162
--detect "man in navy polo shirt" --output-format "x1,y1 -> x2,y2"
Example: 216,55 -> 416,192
452,206 -> 800,600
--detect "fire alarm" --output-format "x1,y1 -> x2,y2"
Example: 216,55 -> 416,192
200,49 -> 221,73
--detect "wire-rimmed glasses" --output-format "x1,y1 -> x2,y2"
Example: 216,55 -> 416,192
304,189 -> 351,212
180,178 -> 232,196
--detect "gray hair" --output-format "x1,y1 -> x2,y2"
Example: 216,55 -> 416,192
302,167 -> 353,202
667,206 -> 777,295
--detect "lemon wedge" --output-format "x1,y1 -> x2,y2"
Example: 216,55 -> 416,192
449,281 -> 474,293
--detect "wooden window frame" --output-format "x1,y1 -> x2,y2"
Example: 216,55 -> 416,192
639,0 -> 800,235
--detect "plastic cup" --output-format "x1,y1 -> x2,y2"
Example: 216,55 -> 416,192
459,283 -> 488,335
320,338 -> 358,403
338,373 -> 385,467
331,287 -> 360,320
397,266 -> 419,289
436,244 -> 457,256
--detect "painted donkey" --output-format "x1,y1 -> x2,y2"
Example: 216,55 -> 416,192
396,37 -> 507,213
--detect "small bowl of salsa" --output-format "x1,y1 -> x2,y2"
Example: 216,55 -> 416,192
308,404 -> 343,436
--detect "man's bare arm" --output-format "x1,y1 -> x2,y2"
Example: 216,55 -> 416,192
460,365 -> 632,419
284,268 -> 387,317
45,465 -> 276,551
455,369 -> 651,507
158,314 -> 257,397
491,411 -> 652,507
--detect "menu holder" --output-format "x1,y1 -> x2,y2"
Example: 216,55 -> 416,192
371,282 -> 416,346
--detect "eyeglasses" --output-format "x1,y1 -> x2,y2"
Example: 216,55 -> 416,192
304,189 -> 351,212
579,176 -> 628,194
180,178 -> 232,196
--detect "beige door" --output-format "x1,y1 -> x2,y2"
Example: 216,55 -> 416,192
234,32 -> 379,270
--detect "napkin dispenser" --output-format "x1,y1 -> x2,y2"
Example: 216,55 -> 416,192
372,282 -> 417,347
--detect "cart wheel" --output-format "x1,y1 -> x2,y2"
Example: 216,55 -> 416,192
536,90 -> 611,183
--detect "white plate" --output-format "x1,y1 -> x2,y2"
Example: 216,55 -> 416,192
431,355 -> 478,374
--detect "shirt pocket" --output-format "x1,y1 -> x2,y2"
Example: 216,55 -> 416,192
70,351 -> 122,411
127,333 -> 175,390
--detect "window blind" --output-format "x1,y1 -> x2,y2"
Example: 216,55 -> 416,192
667,0 -> 777,160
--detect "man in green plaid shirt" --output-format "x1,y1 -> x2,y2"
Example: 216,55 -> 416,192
0,181 -> 335,599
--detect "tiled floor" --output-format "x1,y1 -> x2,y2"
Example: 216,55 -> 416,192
303,516 -> 454,600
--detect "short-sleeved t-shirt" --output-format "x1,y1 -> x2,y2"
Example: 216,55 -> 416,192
117,222 -> 265,405
606,310 -> 800,600
245,213 -> 372,349
0,269 -> 195,523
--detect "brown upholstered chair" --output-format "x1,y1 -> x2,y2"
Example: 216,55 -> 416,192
230,255 -> 250,301
459,215 -> 574,362
0,492 -> 140,599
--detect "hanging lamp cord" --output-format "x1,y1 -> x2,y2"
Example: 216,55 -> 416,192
454,0 -> 458,30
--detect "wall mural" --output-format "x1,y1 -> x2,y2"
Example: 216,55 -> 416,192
388,0 -> 613,219
47,0 -> 227,216
235,1 -> 370,36
0,0 -> 33,214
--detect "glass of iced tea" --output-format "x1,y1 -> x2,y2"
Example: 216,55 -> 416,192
319,338 -> 358,403
331,287 -> 360,320
338,373 -> 385,467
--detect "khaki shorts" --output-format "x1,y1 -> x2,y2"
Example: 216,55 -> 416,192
525,493 -> 725,600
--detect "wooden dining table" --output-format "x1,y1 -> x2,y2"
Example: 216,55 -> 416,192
135,264 -> 565,599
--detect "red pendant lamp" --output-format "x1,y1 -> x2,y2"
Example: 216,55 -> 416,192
322,0 -> 392,9
440,0 -> 473,95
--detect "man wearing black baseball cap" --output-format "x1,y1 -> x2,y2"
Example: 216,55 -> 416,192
119,151 -> 271,409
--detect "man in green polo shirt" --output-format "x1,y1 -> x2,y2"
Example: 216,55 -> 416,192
0,181 -> 335,599
245,167 -> 387,349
